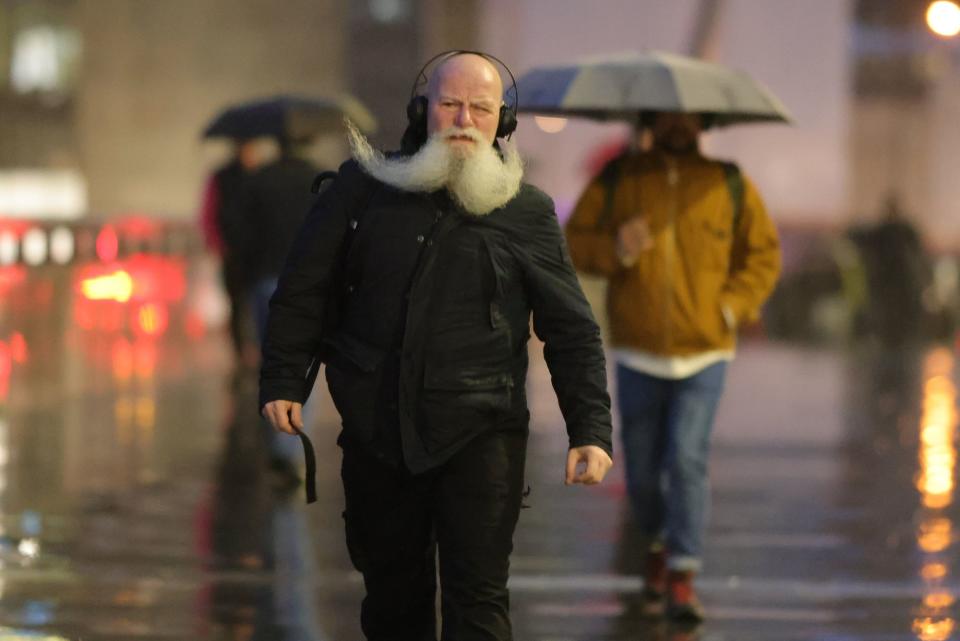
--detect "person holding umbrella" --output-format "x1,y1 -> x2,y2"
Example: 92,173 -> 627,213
523,52 -> 784,622
198,139 -> 273,371
202,95 -> 377,487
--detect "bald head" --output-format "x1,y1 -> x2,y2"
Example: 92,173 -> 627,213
425,53 -> 505,149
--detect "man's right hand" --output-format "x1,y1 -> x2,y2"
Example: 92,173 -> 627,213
262,400 -> 304,435
616,217 -> 653,265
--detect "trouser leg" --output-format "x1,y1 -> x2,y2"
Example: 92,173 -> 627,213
435,430 -> 527,641
663,362 -> 727,571
616,364 -> 669,543
341,448 -> 438,641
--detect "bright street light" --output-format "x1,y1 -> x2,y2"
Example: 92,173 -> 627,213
927,1 -> 960,38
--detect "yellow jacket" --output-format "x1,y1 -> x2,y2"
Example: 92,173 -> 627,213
565,150 -> 781,356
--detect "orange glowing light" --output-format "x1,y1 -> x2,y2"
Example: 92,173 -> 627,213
80,270 -> 133,303
924,592 -> 956,610
913,616 -> 955,641
136,396 -> 156,429
922,562 -> 948,581
917,352 -> 958,508
136,303 -> 169,337
919,518 -> 953,553
111,338 -> 134,382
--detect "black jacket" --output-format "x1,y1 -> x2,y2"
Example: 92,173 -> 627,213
259,159 -> 612,473
238,155 -> 319,281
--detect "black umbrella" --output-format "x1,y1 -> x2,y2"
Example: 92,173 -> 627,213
202,94 -> 377,141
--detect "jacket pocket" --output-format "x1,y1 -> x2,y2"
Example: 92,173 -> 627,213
323,332 -> 386,444
419,363 -> 515,453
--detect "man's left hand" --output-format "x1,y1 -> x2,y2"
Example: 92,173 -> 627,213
565,445 -> 613,485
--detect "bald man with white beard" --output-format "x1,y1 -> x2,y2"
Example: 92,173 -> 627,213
260,52 -> 613,641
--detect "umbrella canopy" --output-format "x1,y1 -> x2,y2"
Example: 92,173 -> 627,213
517,51 -> 791,127
202,94 -> 378,141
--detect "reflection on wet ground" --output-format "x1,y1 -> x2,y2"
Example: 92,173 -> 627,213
0,257 -> 958,640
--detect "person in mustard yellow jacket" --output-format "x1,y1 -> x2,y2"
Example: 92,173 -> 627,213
566,112 -> 780,622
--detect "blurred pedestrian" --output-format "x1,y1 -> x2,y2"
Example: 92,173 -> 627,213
849,195 -> 935,346
565,112 -> 781,622
198,140 -> 266,369
235,139 -> 320,484
238,140 -> 320,343
259,50 -> 613,640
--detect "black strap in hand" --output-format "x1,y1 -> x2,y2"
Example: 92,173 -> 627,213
292,427 -> 318,504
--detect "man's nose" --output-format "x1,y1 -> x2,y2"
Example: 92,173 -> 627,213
455,105 -> 473,128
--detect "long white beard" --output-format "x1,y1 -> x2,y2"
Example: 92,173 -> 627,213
346,121 -> 523,216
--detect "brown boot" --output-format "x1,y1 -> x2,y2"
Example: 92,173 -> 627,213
638,544 -> 668,618
666,570 -> 705,622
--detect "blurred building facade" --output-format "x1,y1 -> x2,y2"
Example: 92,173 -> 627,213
3,0 -> 960,247
852,0 -> 960,249
481,0 -> 960,249
0,0 -> 479,220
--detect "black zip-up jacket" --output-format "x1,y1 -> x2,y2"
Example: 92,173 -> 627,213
259,159 -> 612,473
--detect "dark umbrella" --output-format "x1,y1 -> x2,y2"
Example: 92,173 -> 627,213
202,94 -> 377,141
517,51 -> 791,127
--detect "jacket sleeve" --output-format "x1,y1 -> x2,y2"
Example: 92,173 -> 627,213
564,173 -> 623,278
258,160 -> 362,409
198,174 -> 223,254
520,189 -> 613,457
721,176 -> 782,324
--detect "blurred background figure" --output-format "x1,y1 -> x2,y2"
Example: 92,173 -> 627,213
237,142 -> 319,488
199,93 -> 377,489
237,139 -> 319,348
197,138 -> 273,372
849,195 -> 935,347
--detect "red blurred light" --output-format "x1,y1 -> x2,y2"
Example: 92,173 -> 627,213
115,215 -> 162,240
184,311 -> 206,340
0,266 -> 26,297
9,332 -> 27,364
111,337 -> 134,381
0,340 -> 10,401
134,339 -> 157,378
96,225 -> 119,262
73,299 -> 96,330
100,303 -> 125,333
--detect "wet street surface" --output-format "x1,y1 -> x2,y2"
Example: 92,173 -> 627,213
0,257 -> 958,640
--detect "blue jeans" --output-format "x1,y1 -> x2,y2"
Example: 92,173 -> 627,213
617,361 -> 727,572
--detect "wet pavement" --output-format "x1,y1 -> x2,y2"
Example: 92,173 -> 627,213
0,256 -> 958,640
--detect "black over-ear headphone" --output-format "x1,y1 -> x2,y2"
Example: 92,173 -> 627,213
406,50 -> 519,141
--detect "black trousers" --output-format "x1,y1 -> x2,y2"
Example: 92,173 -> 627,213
341,429 -> 528,641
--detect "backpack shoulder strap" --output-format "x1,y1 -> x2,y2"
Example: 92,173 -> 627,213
595,153 -> 627,232
720,161 -> 744,233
